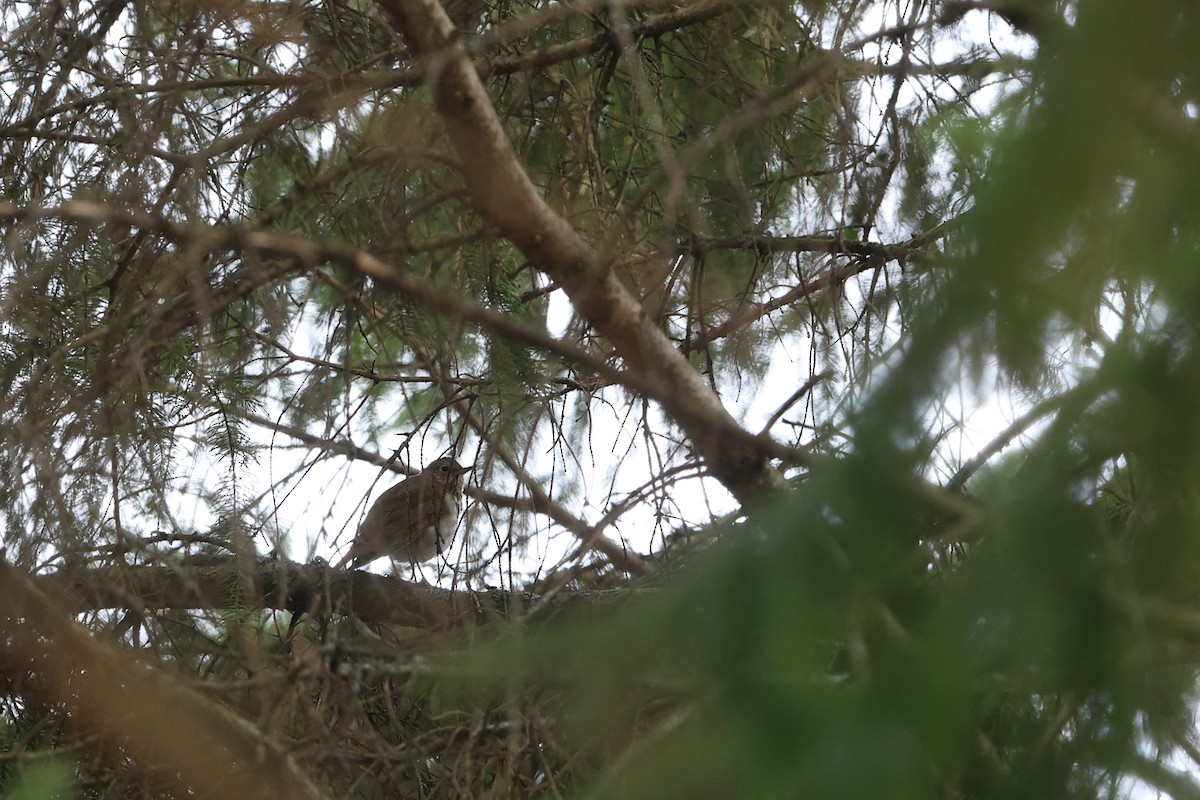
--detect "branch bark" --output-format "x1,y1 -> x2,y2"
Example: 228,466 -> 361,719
0,560 -> 327,800
375,0 -> 784,500
37,558 -> 627,629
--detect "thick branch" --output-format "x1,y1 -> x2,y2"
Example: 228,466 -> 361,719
0,561 -> 326,800
376,0 -> 784,500
37,559 -> 626,629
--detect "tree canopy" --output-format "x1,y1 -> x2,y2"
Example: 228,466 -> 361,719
3,0 -> 1200,797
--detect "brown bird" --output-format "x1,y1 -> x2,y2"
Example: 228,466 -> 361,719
335,457 -> 471,570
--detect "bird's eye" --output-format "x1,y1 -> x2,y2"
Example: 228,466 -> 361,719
440,464 -> 449,472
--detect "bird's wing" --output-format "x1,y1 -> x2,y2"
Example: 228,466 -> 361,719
378,480 -> 425,528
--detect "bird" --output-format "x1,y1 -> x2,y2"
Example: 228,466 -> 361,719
335,457 -> 471,571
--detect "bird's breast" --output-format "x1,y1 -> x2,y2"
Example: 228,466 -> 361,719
436,496 -> 461,536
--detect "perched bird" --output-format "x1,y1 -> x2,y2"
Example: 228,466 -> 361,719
335,457 -> 471,570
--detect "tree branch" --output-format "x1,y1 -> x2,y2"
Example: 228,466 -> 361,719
375,0 -> 787,500
0,560 -> 327,800
37,558 -> 627,629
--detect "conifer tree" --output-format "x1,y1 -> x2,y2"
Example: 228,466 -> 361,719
3,1 -> 1200,798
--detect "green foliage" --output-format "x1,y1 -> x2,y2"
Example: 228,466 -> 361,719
0,759 -> 77,800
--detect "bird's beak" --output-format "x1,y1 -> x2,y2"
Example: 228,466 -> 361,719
454,464 -> 472,475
